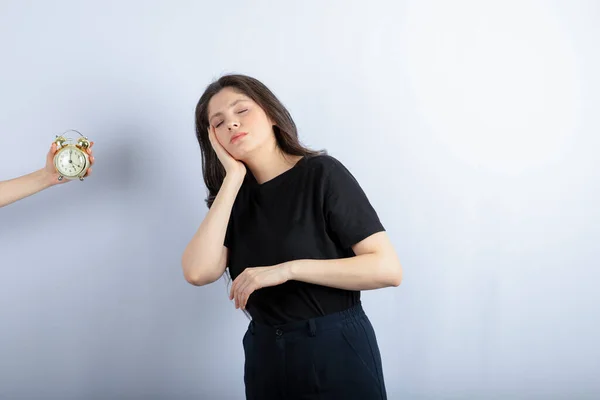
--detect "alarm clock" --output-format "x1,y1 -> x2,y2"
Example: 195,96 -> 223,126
53,130 -> 92,181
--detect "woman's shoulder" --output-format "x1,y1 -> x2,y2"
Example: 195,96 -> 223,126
302,152 -> 367,192
303,152 -> 346,172
303,153 -> 360,183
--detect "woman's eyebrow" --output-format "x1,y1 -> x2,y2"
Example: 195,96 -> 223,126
209,99 -> 250,122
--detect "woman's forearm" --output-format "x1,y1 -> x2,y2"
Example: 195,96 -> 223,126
182,175 -> 243,285
0,169 -> 54,208
283,251 -> 402,291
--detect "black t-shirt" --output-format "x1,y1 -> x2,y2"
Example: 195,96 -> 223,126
224,154 -> 385,326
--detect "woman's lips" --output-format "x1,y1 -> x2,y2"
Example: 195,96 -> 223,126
230,132 -> 248,144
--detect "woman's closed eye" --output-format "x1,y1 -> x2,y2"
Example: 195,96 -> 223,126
212,109 -> 248,128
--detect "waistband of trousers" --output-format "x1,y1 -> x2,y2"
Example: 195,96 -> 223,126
248,302 -> 366,338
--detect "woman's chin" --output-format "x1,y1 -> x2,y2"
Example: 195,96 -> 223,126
229,144 -> 256,162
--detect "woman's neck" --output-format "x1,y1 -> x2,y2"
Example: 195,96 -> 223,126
244,142 -> 303,185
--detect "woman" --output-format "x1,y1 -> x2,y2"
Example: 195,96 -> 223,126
0,141 -> 94,208
182,74 -> 402,399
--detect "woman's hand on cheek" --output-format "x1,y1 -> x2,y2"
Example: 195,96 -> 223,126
207,126 -> 246,182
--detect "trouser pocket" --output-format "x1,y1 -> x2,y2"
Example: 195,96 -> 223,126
285,318 -> 387,399
340,316 -> 387,397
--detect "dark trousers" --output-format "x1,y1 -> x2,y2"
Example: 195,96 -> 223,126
242,302 -> 387,399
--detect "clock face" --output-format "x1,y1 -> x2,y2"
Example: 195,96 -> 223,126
56,148 -> 86,177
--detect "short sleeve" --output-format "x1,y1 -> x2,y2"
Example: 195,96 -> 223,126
224,214 -> 234,248
323,158 -> 385,249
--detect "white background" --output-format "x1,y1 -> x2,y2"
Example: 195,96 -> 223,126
1,0 -> 598,398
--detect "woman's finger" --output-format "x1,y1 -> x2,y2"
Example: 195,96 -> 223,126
235,283 -> 247,309
241,287 -> 254,310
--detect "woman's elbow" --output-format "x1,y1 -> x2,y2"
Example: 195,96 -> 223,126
388,267 -> 403,287
181,257 -> 220,286
182,268 -> 220,286
378,256 -> 403,287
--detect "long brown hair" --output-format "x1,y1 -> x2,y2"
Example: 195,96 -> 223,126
195,74 -> 323,208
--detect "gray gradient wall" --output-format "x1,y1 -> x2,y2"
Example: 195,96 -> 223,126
1,1 -> 598,399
